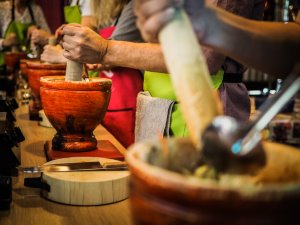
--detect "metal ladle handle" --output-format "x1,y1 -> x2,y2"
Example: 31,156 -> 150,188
232,74 -> 300,155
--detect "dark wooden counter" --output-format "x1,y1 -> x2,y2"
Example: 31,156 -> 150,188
0,104 -> 133,225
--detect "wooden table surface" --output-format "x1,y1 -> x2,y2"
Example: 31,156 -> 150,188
0,104 -> 133,225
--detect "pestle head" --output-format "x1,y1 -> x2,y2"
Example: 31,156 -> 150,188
200,116 -> 266,175
65,60 -> 83,81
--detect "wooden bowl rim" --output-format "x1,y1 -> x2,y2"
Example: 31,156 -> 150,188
4,52 -> 27,57
26,61 -> 66,70
40,76 -> 112,91
126,140 -> 300,201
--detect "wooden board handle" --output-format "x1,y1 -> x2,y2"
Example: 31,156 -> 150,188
159,9 -> 222,148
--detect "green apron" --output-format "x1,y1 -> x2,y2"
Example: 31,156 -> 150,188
64,0 -> 82,24
143,70 -> 224,137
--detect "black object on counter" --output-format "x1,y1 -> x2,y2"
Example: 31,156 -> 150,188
0,176 -> 12,211
0,120 -> 22,177
0,97 -> 24,211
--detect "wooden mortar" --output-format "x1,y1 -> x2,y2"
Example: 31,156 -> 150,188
40,76 -> 112,152
127,138 -> 300,225
26,61 -> 66,120
4,52 -> 27,74
19,59 -> 34,80
126,5 -> 300,225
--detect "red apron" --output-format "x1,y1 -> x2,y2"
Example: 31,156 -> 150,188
99,27 -> 143,148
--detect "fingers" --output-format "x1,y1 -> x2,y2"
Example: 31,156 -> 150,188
137,7 -> 176,42
61,39 -> 73,52
55,24 -> 81,43
41,44 -> 66,64
59,24 -> 80,36
55,24 -> 67,37
134,0 -> 182,42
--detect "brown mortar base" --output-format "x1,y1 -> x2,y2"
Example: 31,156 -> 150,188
44,140 -> 124,161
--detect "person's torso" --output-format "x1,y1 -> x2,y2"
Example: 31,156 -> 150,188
110,1 -> 144,43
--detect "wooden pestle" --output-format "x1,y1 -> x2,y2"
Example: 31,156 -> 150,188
158,9 -> 300,183
48,36 -> 57,46
158,9 -> 222,148
48,36 -> 83,81
65,60 -> 83,81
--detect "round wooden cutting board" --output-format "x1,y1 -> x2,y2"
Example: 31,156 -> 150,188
41,157 -> 130,206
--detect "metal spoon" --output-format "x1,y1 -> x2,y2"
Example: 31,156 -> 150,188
201,74 -> 300,174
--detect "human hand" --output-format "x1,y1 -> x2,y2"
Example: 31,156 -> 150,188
30,28 -> 52,46
2,33 -> 18,48
134,0 -> 206,43
27,25 -> 37,39
59,24 -> 109,64
41,44 -> 67,64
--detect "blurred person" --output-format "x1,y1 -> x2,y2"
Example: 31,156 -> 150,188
134,0 -> 300,76
40,0 -> 96,64
0,0 -> 50,66
59,0 -> 264,143
92,0 -> 144,148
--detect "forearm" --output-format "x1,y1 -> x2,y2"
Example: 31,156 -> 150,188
200,5 -> 300,76
103,41 -> 168,72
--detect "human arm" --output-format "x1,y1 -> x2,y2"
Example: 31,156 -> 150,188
198,6 -> 300,76
60,24 -> 167,72
134,0 -> 300,76
60,23 -> 225,73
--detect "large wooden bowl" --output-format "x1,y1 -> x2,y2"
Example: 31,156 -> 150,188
127,138 -> 300,225
26,61 -> 66,116
4,52 -> 27,74
19,59 -> 37,80
40,76 -> 112,152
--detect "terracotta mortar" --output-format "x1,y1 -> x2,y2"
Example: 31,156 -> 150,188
4,52 -> 27,74
127,138 -> 300,225
27,61 -> 66,120
40,76 -> 112,152
19,59 -> 35,80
